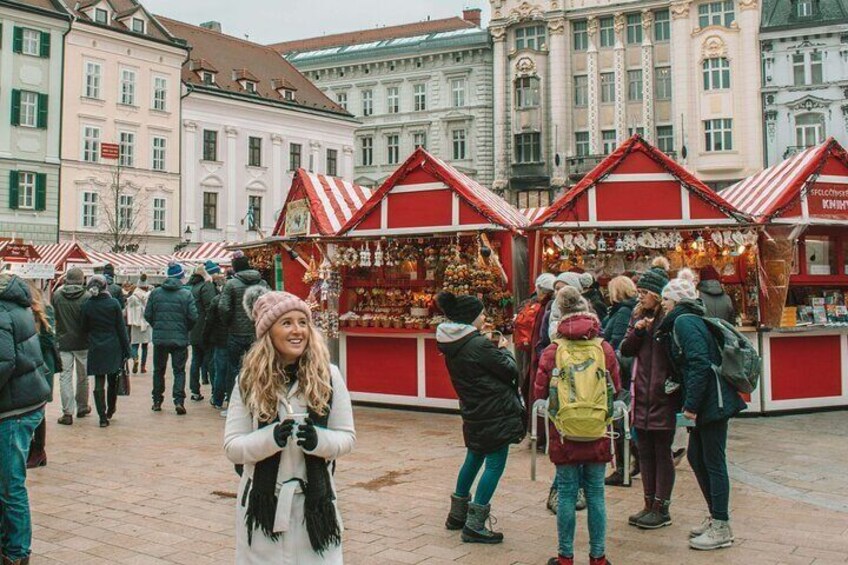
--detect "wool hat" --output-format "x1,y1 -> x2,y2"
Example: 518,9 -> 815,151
699,265 -> 720,282
204,260 -> 221,275
662,277 -> 698,302
167,262 -> 185,279
535,273 -> 556,293
677,268 -> 697,284
556,286 -> 590,316
244,286 -> 312,338
103,263 -> 115,277
556,271 -> 584,292
232,250 -> 251,273
86,274 -> 108,296
637,267 -> 669,296
66,267 -> 84,285
578,272 -> 595,291
436,292 -> 484,325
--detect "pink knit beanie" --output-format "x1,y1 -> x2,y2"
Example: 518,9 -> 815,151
244,286 -> 312,337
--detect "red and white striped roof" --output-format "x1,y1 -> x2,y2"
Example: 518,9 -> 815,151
33,242 -> 90,272
520,207 -> 548,224
174,241 -> 234,264
722,139 -> 848,222
0,240 -> 40,261
84,249 -> 175,274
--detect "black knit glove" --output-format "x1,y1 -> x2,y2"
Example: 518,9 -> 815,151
296,418 -> 318,451
273,420 -> 296,448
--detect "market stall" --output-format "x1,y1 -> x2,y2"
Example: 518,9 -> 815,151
84,248 -> 175,283
529,135 -> 762,412
0,239 -> 56,292
723,137 -> 848,412
34,242 -> 92,281
330,148 -> 529,409
174,241 -> 235,268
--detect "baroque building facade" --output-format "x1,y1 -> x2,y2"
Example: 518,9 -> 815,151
0,0 -> 70,245
271,10 -> 494,189
760,0 -> 848,166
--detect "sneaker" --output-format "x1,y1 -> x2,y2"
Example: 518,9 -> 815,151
575,489 -> 587,511
99,418 -> 109,428
546,486 -> 558,515
152,401 -> 162,412
690,516 -> 713,539
210,401 -> 223,410
175,404 -> 187,415
191,393 -> 204,402
689,519 -> 733,551
57,414 -> 73,426
220,409 -> 228,418
604,470 -> 627,487
76,406 -> 92,418
547,557 -> 574,565
132,359 -> 139,374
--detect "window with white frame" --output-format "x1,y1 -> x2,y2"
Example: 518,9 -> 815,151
602,130 -> 617,154
810,51 -> 823,84
82,191 -> 98,228
386,86 -> 399,114
600,73 -> 615,103
203,192 -> 218,229
515,76 -> 540,108
19,91 -> 38,127
360,136 -> 373,166
132,18 -> 145,34
84,61 -> 102,99
118,194 -> 133,230
413,83 -> 427,111
655,67 -> 672,99
17,172 -> 35,209
657,125 -> 674,153
702,57 -> 730,90
515,25 -> 546,50
628,70 -> 643,101
119,131 -> 135,167
654,10 -> 670,41
573,21 -> 588,51
82,126 -> 100,162
452,129 -> 467,160
153,77 -> 167,111
626,13 -> 642,44
704,118 -> 733,151
94,8 -> 108,24
575,132 -> 590,156
698,0 -> 735,28
120,68 -> 136,106
22,29 -> 40,56
152,136 -> 166,171
202,72 -> 215,85
337,91 -> 348,110
794,51 -> 823,85
152,197 -> 166,232
574,75 -> 588,107
362,89 -> 373,116
795,113 -> 825,147
326,149 -> 338,176
451,78 -> 466,108
514,133 -> 541,163
796,0 -> 814,17
413,132 -> 427,150
386,134 -> 399,165
599,17 -> 615,48
628,127 -> 645,137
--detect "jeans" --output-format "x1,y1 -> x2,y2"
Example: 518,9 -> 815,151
211,346 -> 229,407
58,350 -> 89,416
454,446 -> 509,506
152,344 -> 188,405
189,344 -> 211,395
688,419 -> 731,521
227,335 -> 254,402
636,428 -> 676,500
131,343 -> 149,366
0,408 -> 44,560
556,463 -> 606,559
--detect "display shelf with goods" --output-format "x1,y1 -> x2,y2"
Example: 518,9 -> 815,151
724,138 -> 848,412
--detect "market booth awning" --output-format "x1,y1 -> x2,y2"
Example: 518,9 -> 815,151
33,242 -> 91,275
174,241 -> 234,265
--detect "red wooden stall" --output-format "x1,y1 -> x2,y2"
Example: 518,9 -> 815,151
723,138 -> 848,412
334,148 -> 529,409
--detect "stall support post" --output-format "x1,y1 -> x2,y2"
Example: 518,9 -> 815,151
274,254 -> 283,291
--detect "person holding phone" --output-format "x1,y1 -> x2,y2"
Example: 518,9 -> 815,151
436,292 -> 524,545
224,288 -> 355,564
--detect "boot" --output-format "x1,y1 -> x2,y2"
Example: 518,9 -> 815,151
628,495 -> 653,526
546,484 -> 558,515
604,469 -> 627,487
106,385 -> 118,420
93,389 -> 108,426
547,557 -> 574,565
590,556 -> 612,565
690,516 -> 712,539
689,519 -> 733,550
26,449 -> 47,469
461,502 -> 503,544
141,363 -> 148,374
636,498 -> 672,529
3,556 -> 31,564
575,488 -> 586,511
445,494 -> 470,530
132,359 -> 139,374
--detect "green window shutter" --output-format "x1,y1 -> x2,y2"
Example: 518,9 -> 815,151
35,173 -> 47,211
40,31 -> 51,58
11,89 -> 21,126
9,170 -> 20,210
12,27 -> 23,54
37,93 -> 48,128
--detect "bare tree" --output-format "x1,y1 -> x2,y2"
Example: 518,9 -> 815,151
94,163 -> 150,253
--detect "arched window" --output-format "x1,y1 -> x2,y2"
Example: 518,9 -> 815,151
795,113 -> 825,147
702,57 -> 730,90
515,76 -> 540,109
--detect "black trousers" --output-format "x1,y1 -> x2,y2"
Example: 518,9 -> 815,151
152,344 -> 188,405
687,419 -> 730,521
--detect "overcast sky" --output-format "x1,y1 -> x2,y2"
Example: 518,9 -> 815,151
143,0 -> 491,45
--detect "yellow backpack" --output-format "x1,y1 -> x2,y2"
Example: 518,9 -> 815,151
548,338 -> 613,442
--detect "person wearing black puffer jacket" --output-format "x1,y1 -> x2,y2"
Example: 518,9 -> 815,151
0,269 -> 50,565
188,265 -> 217,402
436,292 -> 524,546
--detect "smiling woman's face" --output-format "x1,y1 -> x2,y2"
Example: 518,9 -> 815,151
269,311 -> 310,363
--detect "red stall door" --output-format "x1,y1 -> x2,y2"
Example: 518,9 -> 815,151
770,335 -> 843,401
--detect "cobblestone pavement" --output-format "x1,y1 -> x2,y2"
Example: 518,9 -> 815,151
28,375 -> 848,564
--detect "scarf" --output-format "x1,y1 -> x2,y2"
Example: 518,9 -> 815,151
244,365 -> 340,554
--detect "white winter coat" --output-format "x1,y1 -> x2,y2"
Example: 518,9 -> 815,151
224,366 -> 355,565
126,289 -> 151,344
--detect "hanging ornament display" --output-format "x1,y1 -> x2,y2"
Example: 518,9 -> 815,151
373,242 -> 384,267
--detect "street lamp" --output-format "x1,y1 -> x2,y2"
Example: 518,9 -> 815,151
174,226 -> 193,252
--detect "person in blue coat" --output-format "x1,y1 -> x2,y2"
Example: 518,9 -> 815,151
658,276 -> 746,552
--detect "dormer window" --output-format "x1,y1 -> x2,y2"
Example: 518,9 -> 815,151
244,81 -> 257,93
283,89 -> 295,101
131,18 -> 145,34
94,8 -> 108,24
271,78 -> 298,102
795,0 -> 816,18
202,72 -> 215,85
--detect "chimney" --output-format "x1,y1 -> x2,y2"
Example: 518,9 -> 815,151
462,8 -> 482,27
200,21 -> 222,33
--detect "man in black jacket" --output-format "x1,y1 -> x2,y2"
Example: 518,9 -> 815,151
0,267 -> 51,565
102,263 -> 125,310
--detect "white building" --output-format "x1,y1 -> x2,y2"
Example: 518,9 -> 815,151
159,18 -> 358,246
760,0 -> 848,166
271,10 -> 494,190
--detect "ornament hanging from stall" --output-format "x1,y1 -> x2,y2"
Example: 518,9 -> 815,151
373,242 -> 384,267
586,233 -> 597,252
597,236 -> 608,253
359,243 -> 372,267
615,236 -> 625,253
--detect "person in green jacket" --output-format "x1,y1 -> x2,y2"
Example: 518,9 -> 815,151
26,283 -> 58,469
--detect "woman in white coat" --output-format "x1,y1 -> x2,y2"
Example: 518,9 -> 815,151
126,280 -> 152,373
224,287 -> 355,564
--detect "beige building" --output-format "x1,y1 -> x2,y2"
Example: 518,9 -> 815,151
59,0 -> 188,254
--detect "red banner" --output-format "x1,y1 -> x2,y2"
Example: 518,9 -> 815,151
101,143 -> 119,160
807,183 -> 848,220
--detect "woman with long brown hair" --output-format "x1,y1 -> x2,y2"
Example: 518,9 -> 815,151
26,283 -> 59,468
224,287 -> 355,564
